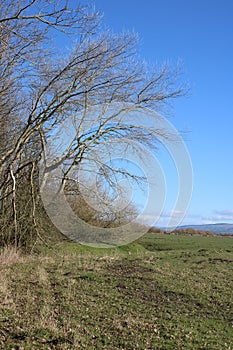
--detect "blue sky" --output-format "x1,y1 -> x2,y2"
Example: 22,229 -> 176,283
91,0 -> 233,226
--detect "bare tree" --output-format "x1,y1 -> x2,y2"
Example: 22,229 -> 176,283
64,178 -> 139,228
0,0 -> 185,249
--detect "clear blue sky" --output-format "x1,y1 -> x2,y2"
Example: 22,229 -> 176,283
92,0 -> 233,226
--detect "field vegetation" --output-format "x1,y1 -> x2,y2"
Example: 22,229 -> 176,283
1,233 -> 233,349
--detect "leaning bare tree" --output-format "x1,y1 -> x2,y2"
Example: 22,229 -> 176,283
0,0 -> 185,250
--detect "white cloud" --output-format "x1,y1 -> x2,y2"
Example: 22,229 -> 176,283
136,209 -> 233,227
201,211 -> 233,223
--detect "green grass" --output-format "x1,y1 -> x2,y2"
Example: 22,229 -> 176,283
0,233 -> 233,349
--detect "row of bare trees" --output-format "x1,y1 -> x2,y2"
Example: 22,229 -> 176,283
0,0 -> 185,250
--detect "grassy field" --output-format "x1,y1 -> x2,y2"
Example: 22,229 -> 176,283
0,233 -> 233,349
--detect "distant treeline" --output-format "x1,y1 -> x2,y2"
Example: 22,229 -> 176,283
147,227 -> 233,237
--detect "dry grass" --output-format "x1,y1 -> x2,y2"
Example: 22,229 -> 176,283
0,246 -> 22,265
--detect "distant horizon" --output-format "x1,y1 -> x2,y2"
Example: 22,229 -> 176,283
178,222 -> 232,227
155,222 -> 233,234
157,222 -> 233,228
